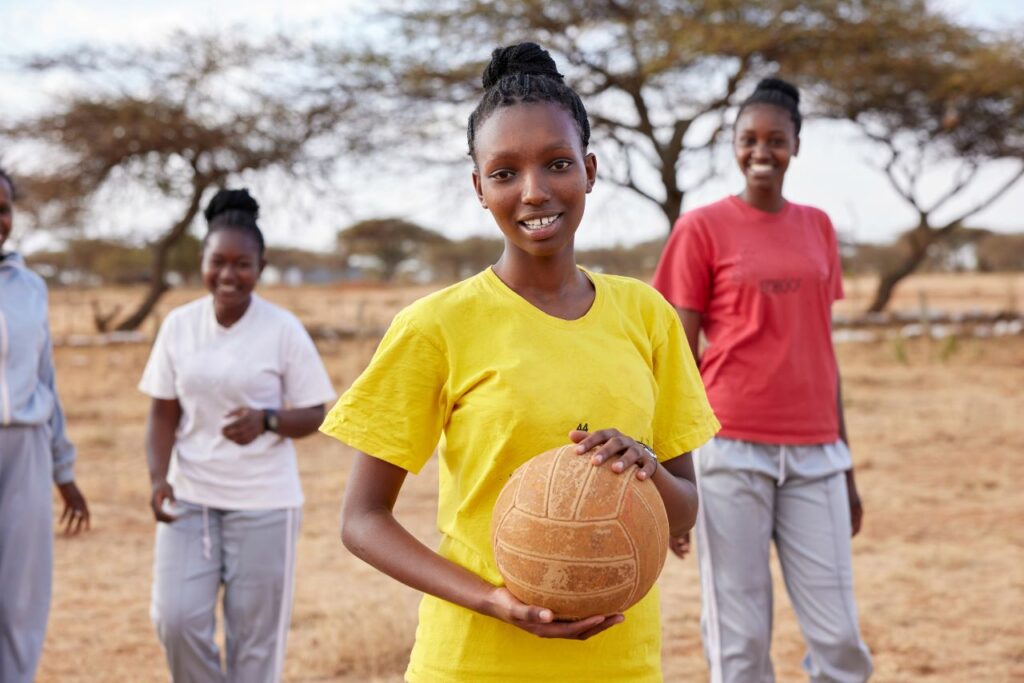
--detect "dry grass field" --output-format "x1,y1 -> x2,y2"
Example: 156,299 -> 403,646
34,273 -> 1023,682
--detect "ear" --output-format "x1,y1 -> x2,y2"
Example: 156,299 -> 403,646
258,257 -> 268,276
471,169 -> 487,208
584,152 -> 597,194
793,135 -> 801,157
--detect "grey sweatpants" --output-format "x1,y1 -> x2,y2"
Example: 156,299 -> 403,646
694,437 -> 873,683
151,501 -> 301,683
0,426 -> 53,683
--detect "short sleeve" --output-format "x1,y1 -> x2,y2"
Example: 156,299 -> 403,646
823,214 -> 845,302
651,212 -> 713,313
281,319 -> 336,409
649,301 -> 720,458
138,315 -> 178,399
319,309 -> 449,474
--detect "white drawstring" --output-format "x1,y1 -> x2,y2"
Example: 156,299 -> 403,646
777,446 -> 788,487
202,505 -> 212,560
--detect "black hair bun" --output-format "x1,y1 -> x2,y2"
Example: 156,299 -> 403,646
482,42 -> 563,89
204,188 -> 259,223
754,77 -> 800,105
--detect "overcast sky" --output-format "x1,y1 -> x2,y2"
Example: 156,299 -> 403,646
3,0 -> 1023,252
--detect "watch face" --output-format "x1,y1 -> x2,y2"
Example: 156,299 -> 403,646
266,411 -> 279,432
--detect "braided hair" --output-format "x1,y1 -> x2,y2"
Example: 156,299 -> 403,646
737,78 -> 802,135
467,42 -> 591,160
203,188 -> 265,256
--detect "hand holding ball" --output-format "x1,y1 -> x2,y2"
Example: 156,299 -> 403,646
491,444 -> 670,620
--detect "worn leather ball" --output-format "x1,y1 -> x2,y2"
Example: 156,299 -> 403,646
491,444 -> 670,620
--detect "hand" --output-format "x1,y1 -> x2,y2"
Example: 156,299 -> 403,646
485,586 -> 624,640
222,407 -> 266,445
846,469 -> 863,537
669,532 -> 691,559
57,482 -> 90,535
150,479 -> 179,523
569,428 -> 658,481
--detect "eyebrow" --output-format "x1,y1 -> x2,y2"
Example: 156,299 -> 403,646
483,140 -> 577,159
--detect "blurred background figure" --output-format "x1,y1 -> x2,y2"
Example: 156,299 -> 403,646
0,167 -> 90,683
653,79 -> 873,682
139,189 -> 335,683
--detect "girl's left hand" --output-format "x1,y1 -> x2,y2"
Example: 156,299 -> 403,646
57,481 -> 91,535
222,407 -> 266,445
569,428 -> 658,481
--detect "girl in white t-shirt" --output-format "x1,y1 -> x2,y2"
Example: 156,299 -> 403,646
139,188 -> 335,683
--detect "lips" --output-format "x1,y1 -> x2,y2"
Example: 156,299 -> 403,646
748,163 -> 775,177
518,213 -> 563,240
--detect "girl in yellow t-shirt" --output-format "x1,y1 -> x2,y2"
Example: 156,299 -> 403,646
321,42 -> 719,682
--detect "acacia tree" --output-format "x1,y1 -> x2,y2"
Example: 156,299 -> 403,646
3,32 -> 355,330
809,6 -> 1024,311
337,218 -> 449,281
339,0 -> 967,231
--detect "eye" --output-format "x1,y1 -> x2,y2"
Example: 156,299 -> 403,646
549,159 -> 573,171
488,169 -> 514,181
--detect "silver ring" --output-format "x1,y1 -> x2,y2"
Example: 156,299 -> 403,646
640,444 -> 658,466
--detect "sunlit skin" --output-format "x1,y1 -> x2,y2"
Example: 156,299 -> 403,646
471,102 -> 596,320
339,100 -> 701,643
0,175 -> 91,532
201,228 -> 266,327
144,226 -> 324,522
733,103 -> 800,213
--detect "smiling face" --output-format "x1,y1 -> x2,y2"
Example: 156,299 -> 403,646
734,103 -> 800,200
471,102 -> 596,262
0,177 -> 13,252
201,227 -> 264,317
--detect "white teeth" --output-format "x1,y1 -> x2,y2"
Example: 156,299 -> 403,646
750,164 -> 774,173
522,215 -> 559,229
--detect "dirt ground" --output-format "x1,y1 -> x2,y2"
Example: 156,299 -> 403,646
33,274 -> 1024,682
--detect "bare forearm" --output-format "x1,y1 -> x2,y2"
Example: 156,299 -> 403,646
145,406 -> 180,484
342,508 -> 496,616
837,370 -> 849,447
652,454 -> 700,537
274,405 -> 325,438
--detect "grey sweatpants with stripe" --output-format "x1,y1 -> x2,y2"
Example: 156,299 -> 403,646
151,501 -> 301,683
0,426 -> 53,683
694,437 -> 873,683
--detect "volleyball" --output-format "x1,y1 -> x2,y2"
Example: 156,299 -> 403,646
491,444 -> 670,620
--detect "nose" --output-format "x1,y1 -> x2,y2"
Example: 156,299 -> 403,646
521,169 -> 551,206
752,141 -> 772,160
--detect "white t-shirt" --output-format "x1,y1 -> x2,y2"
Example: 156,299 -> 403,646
139,294 -> 335,510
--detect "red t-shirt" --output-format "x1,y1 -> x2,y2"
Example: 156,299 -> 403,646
652,195 -> 844,444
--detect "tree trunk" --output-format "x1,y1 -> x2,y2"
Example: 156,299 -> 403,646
113,182 -> 208,331
662,185 -> 684,234
866,222 -> 939,313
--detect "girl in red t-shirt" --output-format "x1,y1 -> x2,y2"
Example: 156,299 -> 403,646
653,79 -> 873,683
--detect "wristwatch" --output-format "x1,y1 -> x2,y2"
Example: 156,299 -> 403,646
263,409 -> 280,433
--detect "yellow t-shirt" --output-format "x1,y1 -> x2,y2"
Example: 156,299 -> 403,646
321,267 -> 719,682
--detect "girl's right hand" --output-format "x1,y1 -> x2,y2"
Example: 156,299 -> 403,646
485,586 -> 624,640
150,480 -> 179,523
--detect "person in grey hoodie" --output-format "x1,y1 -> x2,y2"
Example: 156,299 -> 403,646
0,167 -> 90,683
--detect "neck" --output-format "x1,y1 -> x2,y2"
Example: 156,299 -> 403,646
739,186 -> 786,213
213,295 -> 252,328
492,248 -> 584,296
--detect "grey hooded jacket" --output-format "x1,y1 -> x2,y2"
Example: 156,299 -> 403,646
0,251 -> 75,483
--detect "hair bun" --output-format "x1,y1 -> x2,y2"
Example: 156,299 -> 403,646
754,77 -> 800,105
204,188 -> 259,222
482,42 -> 563,89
